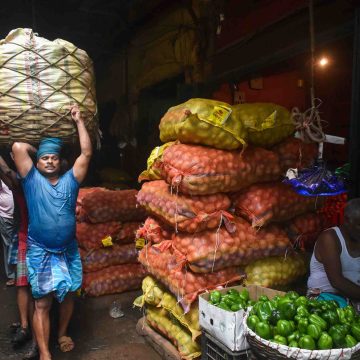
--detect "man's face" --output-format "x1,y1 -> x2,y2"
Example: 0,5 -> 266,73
37,154 -> 60,177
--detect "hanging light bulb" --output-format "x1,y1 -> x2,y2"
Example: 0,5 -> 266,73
318,56 -> 329,67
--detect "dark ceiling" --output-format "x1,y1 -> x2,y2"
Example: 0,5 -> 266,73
0,0 -> 170,71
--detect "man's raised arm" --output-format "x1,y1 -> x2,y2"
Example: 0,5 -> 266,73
11,142 -> 36,178
71,105 -> 92,183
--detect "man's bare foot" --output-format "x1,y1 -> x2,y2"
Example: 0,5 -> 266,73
58,336 -> 74,352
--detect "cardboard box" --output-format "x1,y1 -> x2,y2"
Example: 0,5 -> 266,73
199,284 -> 285,351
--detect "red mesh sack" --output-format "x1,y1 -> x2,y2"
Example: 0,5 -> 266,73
82,264 -> 147,297
232,182 -> 324,227
80,244 -> 138,273
77,187 -> 106,205
77,221 -> 140,250
138,243 -> 242,312
285,212 -> 328,251
153,143 -> 281,195
173,217 -> 291,273
136,217 -> 173,245
272,137 -> 318,173
137,180 -> 231,232
81,189 -> 146,223
76,187 -> 106,222
318,193 -> 347,227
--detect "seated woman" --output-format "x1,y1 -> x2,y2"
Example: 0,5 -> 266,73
307,198 -> 360,309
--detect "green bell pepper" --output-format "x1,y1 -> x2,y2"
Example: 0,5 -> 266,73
309,314 -> 328,331
272,295 -> 281,307
227,289 -> 240,297
321,310 -> 339,326
255,321 -> 272,340
329,324 -> 347,348
231,303 -> 242,312
298,318 -> 309,334
256,301 -> 274,322
239,289 -> 249,302
247,315 -> 260,331
298,335 -> 316,350
317,332 -> 333,350
278,299 -> 296,320
210,290 -> 222,304
288,340 -> 299,348
345,334 -> 358,348
351,323 -> 360,341
258,295 -> 269,302
296,305 -> 310,318
269,309 -> 282,326
218,302 -> 231,311
222,295 -> 235,307
295,296 -> 308,308
276,320 -> 293,337
320,300 -> 338,311
273,335 -> 287,346
247,300 -> 256,306
287,331 -> 300,343
285,291 -> 300,301
338,306 -> 356,325
308,299 -> 321,309
307,323 -> 322,340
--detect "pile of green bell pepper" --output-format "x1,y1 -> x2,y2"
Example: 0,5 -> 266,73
208,288 -> 254,312
245,291 -> 360,350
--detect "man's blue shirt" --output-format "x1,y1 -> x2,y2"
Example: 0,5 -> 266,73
22,166 -> 79,252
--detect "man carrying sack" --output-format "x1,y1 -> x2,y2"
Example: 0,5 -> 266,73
12,105 -> 92,360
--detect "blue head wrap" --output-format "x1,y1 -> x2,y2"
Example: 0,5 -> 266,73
37,137 -> 62,160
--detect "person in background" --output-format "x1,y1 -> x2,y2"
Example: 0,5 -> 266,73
307,198 -> 360,308
0,155 -> 16,286
0,153 -> 39,359
12,105 -> 92,360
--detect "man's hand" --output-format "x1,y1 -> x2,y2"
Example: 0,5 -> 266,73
70,105 -> 83,123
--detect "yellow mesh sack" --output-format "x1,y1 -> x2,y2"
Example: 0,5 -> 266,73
0,28 -> 98,144
146,306 -> 201,360
245,254 -> 307,288
134,276 -> 201,340
233,103 -> 294,147
159,98 -> 247,150
138,142 -> 174,181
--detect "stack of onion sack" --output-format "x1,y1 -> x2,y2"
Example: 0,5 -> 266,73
76,188 -> 147,297
135,99 -> 323,358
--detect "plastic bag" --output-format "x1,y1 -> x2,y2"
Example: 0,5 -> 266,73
80,244 -> 138,273
159,98 -> 247,150
82,264 -> 146,297
154,143 -> 281,195
233,103 -> 294,147
137,180 -> 231,232
284,160 -> 346,196
232,182 -> 324,227
172,217 -> 291,273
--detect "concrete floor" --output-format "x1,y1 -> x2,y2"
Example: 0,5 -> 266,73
0,271 -> 161,360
